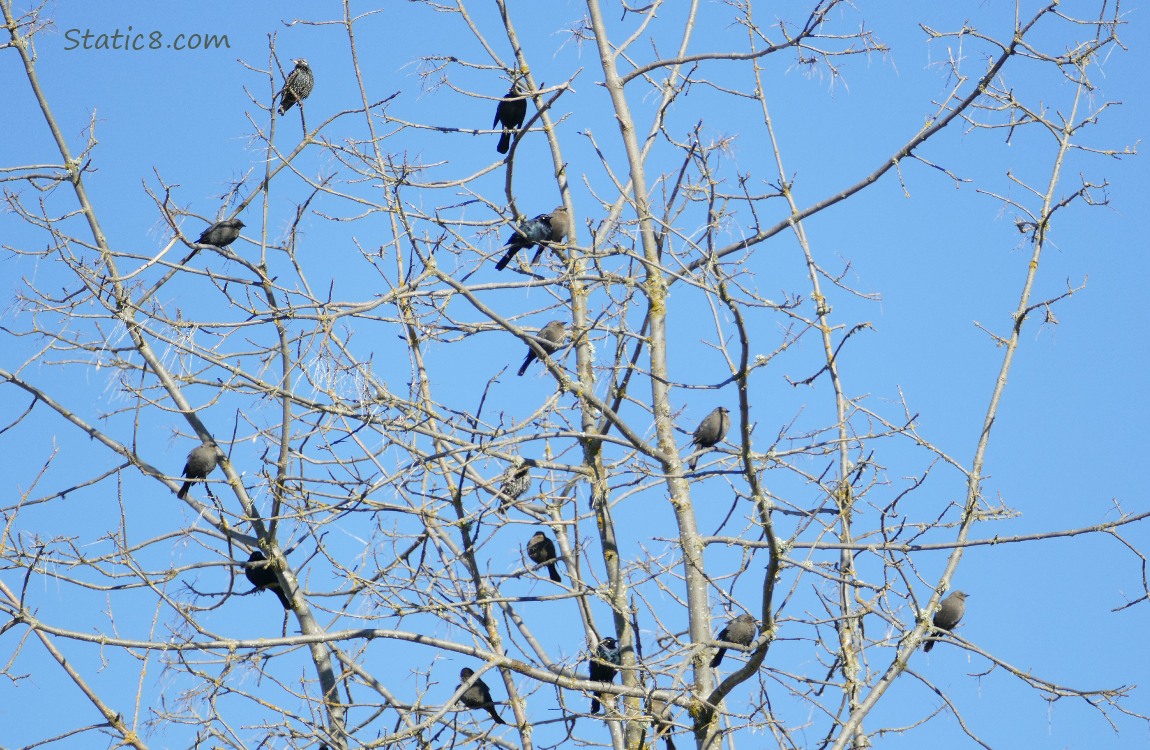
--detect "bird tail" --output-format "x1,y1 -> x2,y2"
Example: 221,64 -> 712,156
923,638 -> 935,653
547,563 -> 561,582
498,130 -> 512,154
687,453 -> 699,471
495,247 -> 517,271
273,586 -> 292,610
530,245 -> 546,265
709,648 -> 726,668
591,696 -> 601,714
517,353 -> 534,376
488,706 -> 507,724
177,481 -> 192,500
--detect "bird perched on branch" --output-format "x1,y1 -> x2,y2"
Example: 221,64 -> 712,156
493,81 -> 527,154
687,406 -> 730,470
589,637 -> 620,714
194,218 -> 245,248
497,458 -> 533,510
517,320 -> 567,376
177,440 -> 222,499
457,667 -> 508,724
923,590 -> 967,652
244,550 -> 291,609
527,531 -> 562,582
649,696 -> 677,750
710,613 -> 757,667
277,58 -> 314,115
495,206 -> 570,270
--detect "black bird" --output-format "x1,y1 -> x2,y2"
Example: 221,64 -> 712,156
649,696 -> 677,750
277,58 -> 314,115
527,531 -> 562,582
494,206 -> 570,270
194,218 -> 245,248
528,205 -> 571,266
497,459 -> 532,510
589,636 -> 620,714
710,613 -> 757,667
493,82 -> 527,154
244,550 -> 291,609
924,590 -> 968,652
687,406 -> 730,470
517,320 -> 567,376
177,440 -> 221,500
458,667 -> 508,724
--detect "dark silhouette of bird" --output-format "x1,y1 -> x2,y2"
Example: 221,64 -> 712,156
194,218 -> 245,248
244,550 -> 291,609
497,458 -> 533,510
517,320 -> 567,376
177,440 -> 221,500
924,590 -> 968,652
649,696 -> 677,750
526,531 -> 561,582
277,58 -> 314,115
687,406 -> 730,470
529,205 -> 571,265
710,613 -> 757,667
494,206 -> 570,270
589,637 -> 620,714
458,667 -> 507,724
494,82 -> 527,154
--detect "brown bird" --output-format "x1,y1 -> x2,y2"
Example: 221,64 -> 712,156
687,406 -> 730,470
526,531 -> 561,582
177,440 -> 222,499
277,58 -> 314,115
458,667 -> 507,724
493,82 -> 527,154
710,613 -> 757,667
517,320 -> 567,376
924,590 -> 968,652
649,696 -> 677,750
495,206 -> 570,270
244,550 -> 291,609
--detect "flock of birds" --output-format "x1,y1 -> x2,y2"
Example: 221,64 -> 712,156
174,58 -> 968,731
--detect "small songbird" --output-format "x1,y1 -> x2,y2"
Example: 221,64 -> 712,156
517,320 -> 567,376
493,81 -> 527,154
526,531 -> 562,582
194,218 -> 245,248
649,696 -> 677,750
458,667 -> 508,724
687,406 -> 730,470
497,458 -> 533,510
495,206 -> 570,270
589,637 -> 620,714
709,613 -> 757,667
277,58 -> 314,115
244,550 -> 291,609
924,591 -> 968,652
177,440 -> 222,499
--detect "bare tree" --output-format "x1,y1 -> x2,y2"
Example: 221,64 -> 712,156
1,2 -> 1146,750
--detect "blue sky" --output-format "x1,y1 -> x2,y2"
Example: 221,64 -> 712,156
1,1 -> 1148,748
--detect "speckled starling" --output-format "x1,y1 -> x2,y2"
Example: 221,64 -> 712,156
277,58 -> 314,115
